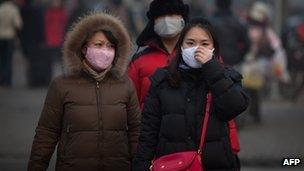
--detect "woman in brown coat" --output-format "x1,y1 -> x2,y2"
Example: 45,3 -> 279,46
28,12 -> 141,171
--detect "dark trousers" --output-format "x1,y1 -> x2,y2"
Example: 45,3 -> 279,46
47,46 -> 61,63
0,39 -> 14,86
23,46 -> 53,87
30,50 -> 53,87
291,70 -> 304,102
246,88 -> 261,123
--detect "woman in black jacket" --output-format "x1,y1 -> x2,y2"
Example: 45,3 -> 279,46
133,18 -> 249,171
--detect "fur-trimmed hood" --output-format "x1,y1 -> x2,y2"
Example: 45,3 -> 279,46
63,12 -> 132,79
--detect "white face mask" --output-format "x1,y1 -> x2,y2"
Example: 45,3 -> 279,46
181,46 -> 202,68
154,16 -> 185,38
182,46 -> 215,68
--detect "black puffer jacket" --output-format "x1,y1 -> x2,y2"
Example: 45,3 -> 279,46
133,59 -> 249,170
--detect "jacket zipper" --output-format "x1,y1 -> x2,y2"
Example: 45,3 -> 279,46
95,81 -> 104,166
64,123 -> 71,157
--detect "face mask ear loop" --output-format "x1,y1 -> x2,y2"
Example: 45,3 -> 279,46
211,48 -> 215,58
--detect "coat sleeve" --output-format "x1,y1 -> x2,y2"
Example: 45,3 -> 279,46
126,78 -> 141,158
132,74 -> 163,171
28,78 -> 64,171
201,59 -> 249,121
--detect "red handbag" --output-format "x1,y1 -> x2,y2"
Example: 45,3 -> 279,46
151,93 -> 212,171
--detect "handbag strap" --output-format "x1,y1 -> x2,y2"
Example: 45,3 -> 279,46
198,92 -> 212,154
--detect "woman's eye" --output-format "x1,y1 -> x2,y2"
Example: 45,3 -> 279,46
94,43 -> 103,47
107,43 -> 115,49
186,42 -> 194,46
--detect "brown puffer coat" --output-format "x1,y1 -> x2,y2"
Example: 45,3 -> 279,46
28,13 -> 141,171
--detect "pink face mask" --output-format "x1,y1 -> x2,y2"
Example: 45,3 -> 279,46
85,47 -> 115,71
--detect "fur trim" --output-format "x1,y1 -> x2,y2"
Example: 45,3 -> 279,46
62,12 -> 132,79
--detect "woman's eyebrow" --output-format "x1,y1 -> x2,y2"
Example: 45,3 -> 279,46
94,40 -> 105,42
185,38 -> 195,41
200,39 -> 211,42
185,38 -> 210,42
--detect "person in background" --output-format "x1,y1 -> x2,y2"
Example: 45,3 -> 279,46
65,0 -> 89,32
133,17 -> 249,171
0,0 -> 22,87
126,0 -> 148,39
28,12 -> 140,171
188,0 -> 206,18
210,0 -> 250,67
291,23 -> 304,101
44,0 -> 67,73
19,0 -> 45,87
281,15 -> 304,102
128,0 -> 189,109
104,0 -> 134,38
243,1 -> 289,123
14,0 -> 25,6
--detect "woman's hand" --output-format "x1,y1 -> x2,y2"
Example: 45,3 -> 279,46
194,46 -> 214,64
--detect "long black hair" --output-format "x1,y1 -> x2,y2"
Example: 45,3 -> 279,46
167,17 -> 220,87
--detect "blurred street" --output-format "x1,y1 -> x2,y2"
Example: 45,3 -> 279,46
0,51 -> 303,170
239,100 -> 304,170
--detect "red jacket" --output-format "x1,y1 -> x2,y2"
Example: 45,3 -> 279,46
128,42 -> 240,154
44,7 -> 67,47
128,43 -> 176,109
